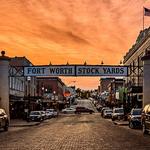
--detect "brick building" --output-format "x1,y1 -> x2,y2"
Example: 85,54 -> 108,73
99,77 -> 115,93
36,77 -> 65,110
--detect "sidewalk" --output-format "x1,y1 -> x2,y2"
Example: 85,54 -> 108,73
113,120 -> 129,126
10,119 -> 41,127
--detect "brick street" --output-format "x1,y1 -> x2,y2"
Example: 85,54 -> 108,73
0,113 -> 150,150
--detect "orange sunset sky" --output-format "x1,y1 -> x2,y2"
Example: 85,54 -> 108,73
0,0 -> 150,90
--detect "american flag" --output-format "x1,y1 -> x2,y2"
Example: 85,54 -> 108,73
144,7 -> 150,16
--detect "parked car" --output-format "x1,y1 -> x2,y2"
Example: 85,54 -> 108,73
62,107 -> 76,114
101,107 -> 110,117
96,104 -> 103,112
112,108 -> 124,121
40,111 -> 47,120
103,109 -> 113,118
128,108 -> 142,129
0,108 -> 9,131
70,105 -> 77,109
141,104 -> 150,134
45,111 -> 53,119
75,106 -> 94,114
28,111 -> 43,122
46,109 -> 58,117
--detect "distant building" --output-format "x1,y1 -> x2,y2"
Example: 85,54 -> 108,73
108,78 -> 125,107
36,77 -> 65,101
99,77 -> 115,93
36,77 -> 65,110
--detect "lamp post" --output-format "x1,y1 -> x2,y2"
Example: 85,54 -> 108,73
53,91 -> 56,101
53,91 -> 56,109
27,76 -> 31,118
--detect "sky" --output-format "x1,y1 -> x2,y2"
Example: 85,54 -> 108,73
0,0 -> 150,90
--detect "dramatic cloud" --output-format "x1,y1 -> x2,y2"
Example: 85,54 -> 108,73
0,0 -> 149,89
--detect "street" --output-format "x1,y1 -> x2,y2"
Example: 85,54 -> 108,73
0,100 -> 150,150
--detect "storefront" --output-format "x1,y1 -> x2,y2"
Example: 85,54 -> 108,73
127,86 -> 143,108
9,95 -> 24,119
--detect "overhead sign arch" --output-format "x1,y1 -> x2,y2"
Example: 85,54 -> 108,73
24,65 -> 128,77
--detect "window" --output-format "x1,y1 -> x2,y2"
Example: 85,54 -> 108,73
132,109 -> 142,115
114,108 -> 124,113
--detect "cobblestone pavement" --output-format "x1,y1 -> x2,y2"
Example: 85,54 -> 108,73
0,113 -> 150,150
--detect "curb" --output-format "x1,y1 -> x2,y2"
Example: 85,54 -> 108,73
113,121 -> 129,126
9,122 -> 41,127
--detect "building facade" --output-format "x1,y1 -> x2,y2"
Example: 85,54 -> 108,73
99,77 -> 115,93
123,27 -> 150,108
9,57 -> 36,118
108,79 -> 125,107
36,77 -> 65,110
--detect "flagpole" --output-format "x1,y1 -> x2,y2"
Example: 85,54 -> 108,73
143,7 -> 145,30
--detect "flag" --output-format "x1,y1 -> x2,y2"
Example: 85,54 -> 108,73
144,7 -> 150,16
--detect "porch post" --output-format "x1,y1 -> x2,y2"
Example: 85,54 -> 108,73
142,51 -> 150,107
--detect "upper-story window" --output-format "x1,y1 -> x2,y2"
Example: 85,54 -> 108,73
138,53 -> 144,67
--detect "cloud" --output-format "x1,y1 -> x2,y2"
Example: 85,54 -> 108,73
39,24 -> 91,47
0,0 -> 148,89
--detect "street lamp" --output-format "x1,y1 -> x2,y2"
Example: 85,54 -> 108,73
42,87 -> 44,97
53,91 -> 56,101
53,91 -> 57,110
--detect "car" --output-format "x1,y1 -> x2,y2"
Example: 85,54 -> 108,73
141,104 -> 150,134
62,107 -> 76,114
96,104 -> 103,112
45,110 -> 53,119
0,108 -> 9,131
112,108 -> 124,121
101,107 -> 110,117
40,111 -> 47,120
28,111 -> 43,122
75,106 -> 94,114
103,109 -> 113,118
128,108 -> 142,129
46,109 -> 58,117
70,105 -> 77,109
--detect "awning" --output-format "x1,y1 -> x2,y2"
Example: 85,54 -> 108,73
9,95 -> 24,102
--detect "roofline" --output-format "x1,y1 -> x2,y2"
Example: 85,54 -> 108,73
123,27 -> 150,63
11,56 -> 33,66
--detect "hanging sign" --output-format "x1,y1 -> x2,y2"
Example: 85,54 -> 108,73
24,65 -> 128,76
